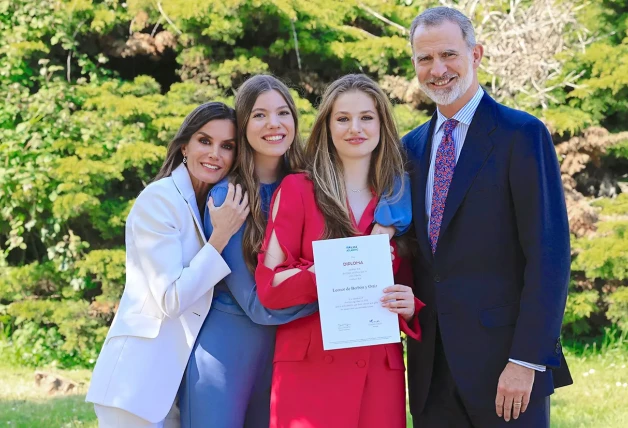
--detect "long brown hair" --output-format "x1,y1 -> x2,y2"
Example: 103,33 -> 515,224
232,75 -> 306,272
154,102 -> 236,181
306,74 -> 405,239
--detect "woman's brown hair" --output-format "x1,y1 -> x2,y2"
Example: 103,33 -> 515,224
232,75 -> 306,272
306,74 -> 405,239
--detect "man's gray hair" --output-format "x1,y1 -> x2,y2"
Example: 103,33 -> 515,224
409,7 -> 476,52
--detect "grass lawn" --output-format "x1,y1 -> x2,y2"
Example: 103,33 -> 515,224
552,344 -> 628,428
0,363 -> 96,427
1,346 -> 627,427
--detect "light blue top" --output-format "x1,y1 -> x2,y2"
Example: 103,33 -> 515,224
204,180 -> 317,325
203,173 -> 412,324
375,173 -> 412,235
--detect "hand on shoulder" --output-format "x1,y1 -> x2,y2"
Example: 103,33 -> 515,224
207,183 -> 250,253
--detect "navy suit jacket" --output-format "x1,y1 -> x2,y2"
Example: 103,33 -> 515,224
404,92 -> 573,415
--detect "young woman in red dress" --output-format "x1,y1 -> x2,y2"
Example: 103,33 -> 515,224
255,74 -> 425,428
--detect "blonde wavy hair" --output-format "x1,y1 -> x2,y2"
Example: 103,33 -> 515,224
306,74 -> 405,239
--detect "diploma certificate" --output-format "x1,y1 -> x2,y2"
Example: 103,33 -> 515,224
312,234 -> 400,350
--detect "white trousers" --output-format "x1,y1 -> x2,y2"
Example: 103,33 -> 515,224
94,404 -> 180,428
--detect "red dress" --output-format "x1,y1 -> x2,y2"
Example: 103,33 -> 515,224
255,173 -> 424,428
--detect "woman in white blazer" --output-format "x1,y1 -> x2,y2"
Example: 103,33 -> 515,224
86,102 -> 250,427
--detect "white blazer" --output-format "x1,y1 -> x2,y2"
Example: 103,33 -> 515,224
86,164 -> 231,423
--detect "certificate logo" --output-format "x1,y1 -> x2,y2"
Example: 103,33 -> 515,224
346,245 -> 358,252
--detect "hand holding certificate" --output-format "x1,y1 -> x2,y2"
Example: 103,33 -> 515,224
312,234 -> 401,350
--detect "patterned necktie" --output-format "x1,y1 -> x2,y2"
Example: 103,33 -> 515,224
429,118 -> 459,254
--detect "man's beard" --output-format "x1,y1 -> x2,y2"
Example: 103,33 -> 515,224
418,61 -> 474,106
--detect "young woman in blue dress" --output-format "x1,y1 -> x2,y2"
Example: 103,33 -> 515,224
179,75 -> 412,428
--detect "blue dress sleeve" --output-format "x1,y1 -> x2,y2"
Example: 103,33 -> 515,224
203,179 -> 229,238
374,173 -> 412,235
206,181 -> 318,326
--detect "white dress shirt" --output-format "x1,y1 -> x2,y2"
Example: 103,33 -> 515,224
426,85 -> 545,373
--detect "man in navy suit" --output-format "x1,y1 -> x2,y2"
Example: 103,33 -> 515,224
403,7 -> 573,427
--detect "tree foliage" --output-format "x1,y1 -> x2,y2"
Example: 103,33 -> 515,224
1,0 -> 627,367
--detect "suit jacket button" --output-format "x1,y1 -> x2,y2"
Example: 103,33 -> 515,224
434,275 -> 441,283
324,355 -> 333,364
357,360 -> 366,368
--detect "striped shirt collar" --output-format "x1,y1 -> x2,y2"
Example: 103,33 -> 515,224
434,85 -> 484,133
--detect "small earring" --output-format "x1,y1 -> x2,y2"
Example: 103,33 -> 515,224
182,156 -> 187,164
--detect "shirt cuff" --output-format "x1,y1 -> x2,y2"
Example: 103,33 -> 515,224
509,359 -> 546,372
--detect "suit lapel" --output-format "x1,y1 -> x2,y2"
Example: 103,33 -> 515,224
412,114 -> 437,263
438,94 -> 497,243
171,164 -> 207,244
